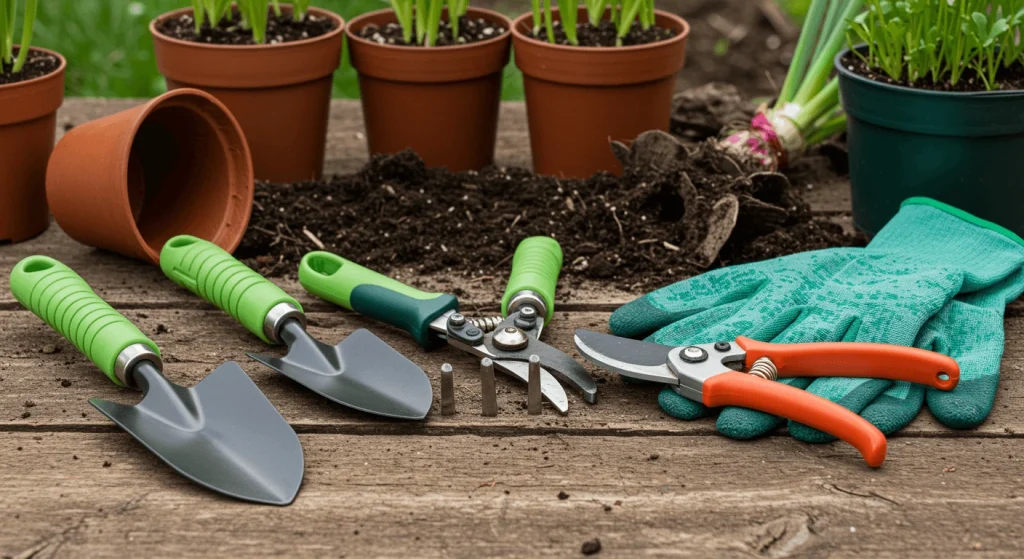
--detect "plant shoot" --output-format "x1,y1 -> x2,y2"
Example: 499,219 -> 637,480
532,1 -> 656,46
389,0 -> 470,47
0,0 -> 38,75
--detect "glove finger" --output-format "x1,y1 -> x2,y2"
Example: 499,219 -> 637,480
860,382 -> 925,434
658,386 -> 709,420
787,377 -> 893,443
610,266 -> 769,339
715,377 -> 812,440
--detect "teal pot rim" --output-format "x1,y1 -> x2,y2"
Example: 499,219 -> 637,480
835,45 -> 1024,137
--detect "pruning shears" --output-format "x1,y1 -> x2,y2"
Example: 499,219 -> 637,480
573,330 -> 961,466
299,237 -> 597,414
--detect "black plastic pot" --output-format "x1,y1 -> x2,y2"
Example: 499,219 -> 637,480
836,47 -> 1024,236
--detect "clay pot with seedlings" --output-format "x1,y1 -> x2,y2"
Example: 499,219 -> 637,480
837,0 -> 1024,236
346,2 -> 512,172
151,1 -> 344,182
0,0 -> 65,244
512,1 -> 689,178
46,89 -> 254,264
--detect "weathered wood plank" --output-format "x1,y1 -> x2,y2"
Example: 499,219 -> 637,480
2,433 -> 1022,558
3,308 -> 1022,436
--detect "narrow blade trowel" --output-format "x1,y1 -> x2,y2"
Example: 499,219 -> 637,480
159,236 -> 433,420
10,256 -> 304,505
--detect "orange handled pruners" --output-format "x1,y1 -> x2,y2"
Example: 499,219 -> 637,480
573,330 -> 960,467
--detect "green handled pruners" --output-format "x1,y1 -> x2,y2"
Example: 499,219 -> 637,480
298,237 -> 597,414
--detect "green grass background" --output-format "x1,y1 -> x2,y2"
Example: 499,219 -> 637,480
31,0 -> 525,99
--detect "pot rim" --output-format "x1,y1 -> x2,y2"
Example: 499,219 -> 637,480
345,7 -> 513,53
117,88 -> 252,262
0,46 -> 67,93
835,45 -> 1024,99
149,5 -> 344,52
510,8 -> 690,53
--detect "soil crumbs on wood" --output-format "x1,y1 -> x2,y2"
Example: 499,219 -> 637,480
157,9 -> 336,45
357,17 -> 507,46
533,20 -> 675,46
0,49 -> 61,86
842,53 -> 1024,92
238,85 -> 862,290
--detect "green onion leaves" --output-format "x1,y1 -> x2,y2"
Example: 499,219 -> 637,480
0,0 -> 38,75
533,1 -> 657,45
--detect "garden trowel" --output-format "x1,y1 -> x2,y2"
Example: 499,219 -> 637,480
10,256 -> 303,505
159,236 -> 432,420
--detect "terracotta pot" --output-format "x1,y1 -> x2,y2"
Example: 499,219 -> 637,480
512,8 -> 689,177
346,8 -> 512,171
46,89 -> 253,264
0,47 -> 65,244
151,6 -> 344,182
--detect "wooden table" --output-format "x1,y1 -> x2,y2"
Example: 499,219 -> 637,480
1,99 -> 1022,558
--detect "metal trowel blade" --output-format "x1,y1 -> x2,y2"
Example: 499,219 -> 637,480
90,361 -> 304,506
248,328 -> 433,420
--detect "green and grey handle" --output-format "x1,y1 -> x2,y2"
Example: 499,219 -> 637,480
159,235 -> 305,345
298,236 -> 563,348
10,256 -> 161,388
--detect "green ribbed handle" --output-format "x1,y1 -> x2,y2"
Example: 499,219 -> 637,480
9,256 -> 159,387
159,235 -> 302,344
299,251 -> 458,349
501,237 -> 563,322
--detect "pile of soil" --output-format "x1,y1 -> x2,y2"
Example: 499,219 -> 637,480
157,10 -> 336,45
841,53 -> 1024,92
357,17 -> 507,46
531,20 -> 676,46
237,84 -> 863,288
0,49 -> 61,86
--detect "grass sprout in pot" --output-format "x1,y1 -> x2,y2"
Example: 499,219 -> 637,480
512,3 -> 689,177
838,0 -> 1024,236
46,89 -> 254,265
151,2 -> 344,182
0,0 -> 65,244
346,4 -> 512,172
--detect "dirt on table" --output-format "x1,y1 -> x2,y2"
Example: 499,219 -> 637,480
357,16 -> 507,46
0,49 -> 61,86
237,85 -> 863,289
156,9 -> 336,45
531,20 -> 676,46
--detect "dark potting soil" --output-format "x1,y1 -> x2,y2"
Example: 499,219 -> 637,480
0,49 -> 61,87
237,134 -> 863,289
841,52 -> 1024,92
157,10 -> 336,45
531,19 -> 675,47
356,17 -> 507,46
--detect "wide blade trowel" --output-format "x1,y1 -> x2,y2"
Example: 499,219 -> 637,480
159,236 -> 432,420
10,256 -> 304,505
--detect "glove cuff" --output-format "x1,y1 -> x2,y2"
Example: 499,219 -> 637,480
901,197 -> 1024,248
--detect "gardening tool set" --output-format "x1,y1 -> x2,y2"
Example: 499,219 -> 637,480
8,0 -> 1024,508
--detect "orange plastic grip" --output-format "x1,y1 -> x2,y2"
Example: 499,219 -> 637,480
735,337 -> 960,391
702,372 -> 888,467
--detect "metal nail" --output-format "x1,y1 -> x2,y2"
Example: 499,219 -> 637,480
528,355 -> 541,415
480,358 -> 497,417
441,363 -> 455,416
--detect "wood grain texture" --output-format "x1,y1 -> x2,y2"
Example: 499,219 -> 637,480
2,433 -> 1023,558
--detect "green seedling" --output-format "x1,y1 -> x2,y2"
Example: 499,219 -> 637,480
848,0 -> 1024,90
389,0 -> 466,47
193,1 -> 315,44
532,1 -> 654,46
721,0 -> 864,169
0,0 -> 38,75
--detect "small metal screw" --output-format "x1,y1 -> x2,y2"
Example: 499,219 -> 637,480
714,341 -> 732,352
681,346 -> 708,363
527,355 -> 542,415
441,363 -> 455,416
449,313 -> 466,327
493,326 -> 529,351
519,306 -> 537,321
480,358 -> 497,417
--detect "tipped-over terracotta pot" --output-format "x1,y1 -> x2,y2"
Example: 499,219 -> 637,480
0,47 -> 66,244
151,6 -> 344,182
512,8 -> 689,177
346,7 -> 512,171
46,88 -> 253,264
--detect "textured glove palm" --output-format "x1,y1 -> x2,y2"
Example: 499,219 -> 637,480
610,199 -> 1024,438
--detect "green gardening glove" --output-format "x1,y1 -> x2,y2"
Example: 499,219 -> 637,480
781,269 -> 1024,443
610,198 -> 1024,438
